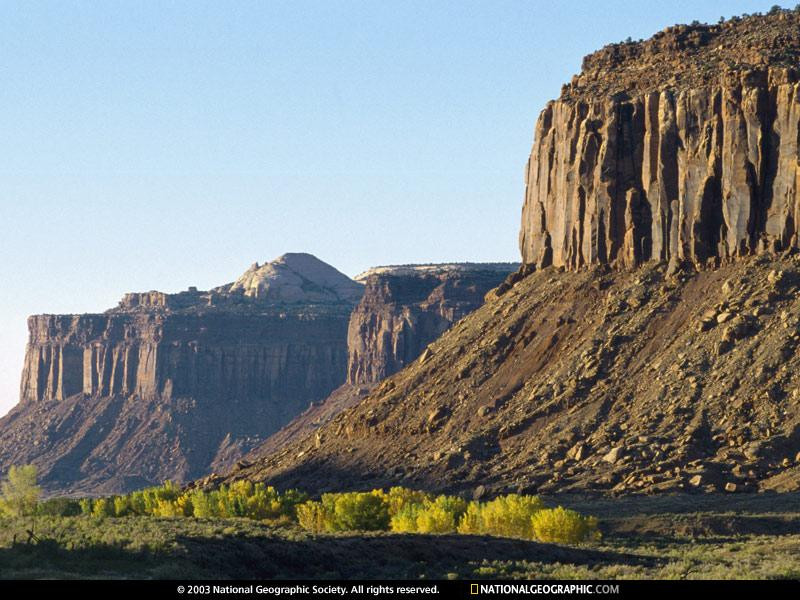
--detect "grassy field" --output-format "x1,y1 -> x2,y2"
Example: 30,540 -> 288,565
1,493 -> 799,580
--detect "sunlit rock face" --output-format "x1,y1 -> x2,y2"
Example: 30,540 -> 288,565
346,264 -> 517,385
520,13 -> 800,271
3,253 -> 361,495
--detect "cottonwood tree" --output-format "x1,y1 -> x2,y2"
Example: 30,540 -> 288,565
0,464 -> 42,543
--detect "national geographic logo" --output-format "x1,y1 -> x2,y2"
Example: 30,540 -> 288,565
470,584 -> 620,595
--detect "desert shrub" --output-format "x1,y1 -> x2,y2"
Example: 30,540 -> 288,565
456,494 -> 544,539
296,500 -> 333,533
37,497 -> 81,517
391,494 -> 467,534
530,507 -> 600,544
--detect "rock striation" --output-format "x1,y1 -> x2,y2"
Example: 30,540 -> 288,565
1,253 -> 360,494
347,264 -> 518,385
238,263 -> 517,467
217,256 -> 800,497
2,254 -> 514,495
520,10 -> 800,271
215,12 -> 800,498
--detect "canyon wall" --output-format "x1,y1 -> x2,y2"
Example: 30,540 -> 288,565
519,14 -> 800,271
0,253 -> 360,494
20,312 -> 350,421
520,70 -> 800,271
236,263 -> 517,465
3,254 -> 516,494
346,265 -> 517,385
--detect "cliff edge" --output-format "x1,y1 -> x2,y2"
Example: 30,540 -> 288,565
520,9 -> 800,272
1,253 -> 360,494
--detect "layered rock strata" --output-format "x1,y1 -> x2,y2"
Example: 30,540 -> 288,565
238,263 -> 517,468
347,264 -> 518,385
519,12 -> 800,271
217,256 -> 800,496
1,253 -> 360,494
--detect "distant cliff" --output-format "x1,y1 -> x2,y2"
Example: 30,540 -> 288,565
1,254 -> 516,495
227,263 -> 517,467
347,264 -> 518,385
1,253 -> 361,494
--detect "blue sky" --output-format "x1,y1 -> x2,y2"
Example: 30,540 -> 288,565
0,0 -> 787,415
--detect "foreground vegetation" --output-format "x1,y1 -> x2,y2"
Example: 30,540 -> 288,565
40,482 -> 598,544
1,501 -> 799,579
1,466 -> 798,579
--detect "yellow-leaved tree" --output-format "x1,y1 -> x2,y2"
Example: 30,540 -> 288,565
0,464 -> 42,542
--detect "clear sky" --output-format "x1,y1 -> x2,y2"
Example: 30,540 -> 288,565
0,0 -> 787,416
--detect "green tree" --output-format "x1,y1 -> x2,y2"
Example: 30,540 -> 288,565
0,464 -> 41,517
332,492 -> 389,531
0,464 -> 42,542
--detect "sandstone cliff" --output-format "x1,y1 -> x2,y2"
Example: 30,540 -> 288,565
1,253 -> 360,494
347,264 -> 517,385
520,11 -> 800,271
217,256 -> 800,496
215,12 -> 800,497
240,263 -> 517,464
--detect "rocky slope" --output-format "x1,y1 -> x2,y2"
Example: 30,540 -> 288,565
213,11 -> 800,497
520,9 -> 800,272
0,253 -> 360,494
243,264 -> 516,461
216,257 -> 800,496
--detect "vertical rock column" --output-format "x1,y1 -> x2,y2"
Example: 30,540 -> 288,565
520,79 -> 800,270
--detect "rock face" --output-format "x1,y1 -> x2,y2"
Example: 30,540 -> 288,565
1,253 -> 360,494
239,263 -> 517,467
347,264 -> 518,385
216,12 -> 800,497
218,257 -> 800,496
519,11 -> 800,271
19,312 -> 350,413
2,254 -> 514,495
224,253 -> 364,303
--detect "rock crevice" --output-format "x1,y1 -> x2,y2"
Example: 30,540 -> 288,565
520,72 -> 800,270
